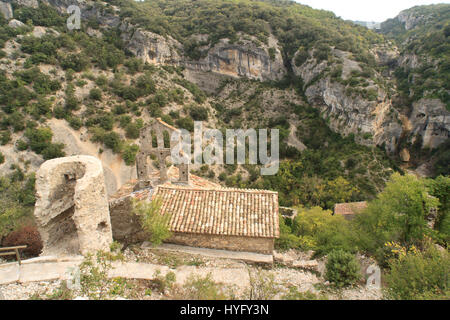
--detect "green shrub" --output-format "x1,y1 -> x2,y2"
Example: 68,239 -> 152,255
133,198 -> 171,246
181,274 -> 227,300
384,246 -> 450,300
249,269 -> 278,300
0,130 -> 11,145
425,176 -> 450,245
60,53 -> 90,72
276,233 -> 302,251
175,117 -> 194,132
24,127 -> 65,159
124,58 -> 143,75
189,105 -> 209,121
122,144 -> 139,166
89,88 -> 102,101
0,172 -> 36,238
16,140 -> 28,151
68,117 -> 83,130
125,122 -> 141,140
41,143 -> 65,160
291,207 -> 357,255
325,250 -> 361,288
103,132 -> 123,153
0,151 -> 4,164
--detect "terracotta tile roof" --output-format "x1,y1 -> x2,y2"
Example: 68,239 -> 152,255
153,186 -> 280,239
334,201 -> 368,216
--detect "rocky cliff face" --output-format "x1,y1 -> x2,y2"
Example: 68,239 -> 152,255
0,2 -> 13,20
184,35 -> 286,83
396,8 -> 435,31
120,23 -> 182,65
408,99 -> 450,149
304,77 -> 402,153
119,29 -> 287,91
292,48 -> 403,153
3,0 -> 448,160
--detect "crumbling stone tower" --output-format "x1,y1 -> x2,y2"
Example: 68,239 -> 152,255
34,156 -> 113,256
136,118 -> 190,188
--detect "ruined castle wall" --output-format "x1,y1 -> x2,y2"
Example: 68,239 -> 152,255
34,156 -> 113,256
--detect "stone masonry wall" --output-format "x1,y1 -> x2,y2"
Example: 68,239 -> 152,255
168,232 -> 274,254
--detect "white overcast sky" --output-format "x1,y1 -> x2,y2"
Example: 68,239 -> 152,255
295,0 -> 450,22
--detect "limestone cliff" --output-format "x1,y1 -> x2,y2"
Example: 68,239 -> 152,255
408,99 -> 450,149
120,23 -> 182,65
292,48 -> 403,153
184,35 -> 286,84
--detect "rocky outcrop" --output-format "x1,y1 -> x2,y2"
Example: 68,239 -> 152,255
120,23 -> 182,65
0,1 -> 13,20
371,45 -> 399,67
11,0 -> 38,8
293,49 -> 403,153
409,98 -> 450,149
8,19 -> 25,28
185,35 -> 286,83
34,156 -> 113,256
41,0 -> 121,28
397,9 -> 427,30
305,78 -> 402,152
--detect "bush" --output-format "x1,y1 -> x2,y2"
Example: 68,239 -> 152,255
189,105 -> 209,121
122,144 -> 139,166
181,274 -> 227,300
0,130 -> 11,145
41,143 -> 65,160
125,122 -> 141,140
175,117 -> 194,132
0,151 -> 4,164
325,250 -> 361,288
2,226 -> 43,258
102,132 -> 123,154
249,269 -> 278,300
132,198 -> 171,246
24,127 -> 65,159
384,245 -> 450,300
89,88 -> 102,101
290,207 -> 357,255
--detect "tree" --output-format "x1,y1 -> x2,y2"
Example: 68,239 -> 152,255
425,176 -> 450,244
354,173 -> 440,256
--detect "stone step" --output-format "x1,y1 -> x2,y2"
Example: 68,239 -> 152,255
0,263 -> 20,285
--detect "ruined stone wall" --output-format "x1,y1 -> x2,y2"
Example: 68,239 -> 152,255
34,156 -> 113,256
168,232 -> 275,254
109,195 -> 149,246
